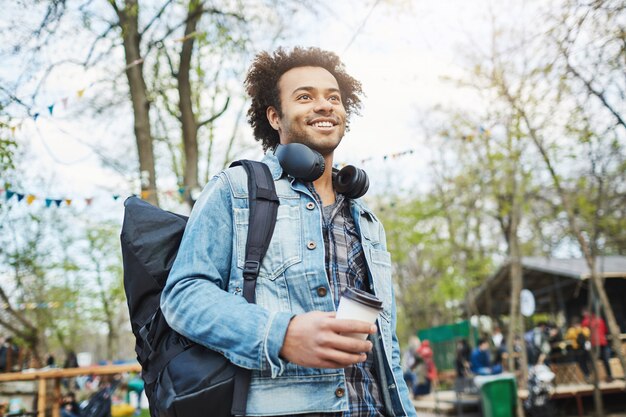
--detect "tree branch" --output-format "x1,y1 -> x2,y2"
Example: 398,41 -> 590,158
198,97 -> 230,128
140,0 -> 176,37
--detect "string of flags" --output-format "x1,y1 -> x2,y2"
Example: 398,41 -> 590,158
2,30 -> 205,135
439,126 -> 492,142
1,185 -> 193,208
2,147 -> 421,209
3,58 -> 147,134
1,301 -> 77,311
3,86 -> 90,136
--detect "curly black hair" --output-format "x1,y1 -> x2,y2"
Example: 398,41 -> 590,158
245,46 -> 363,151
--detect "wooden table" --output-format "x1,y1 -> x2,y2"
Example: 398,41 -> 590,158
0,364 -> 141,417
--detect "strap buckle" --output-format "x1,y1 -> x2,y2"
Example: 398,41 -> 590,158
243,260 -> 261,280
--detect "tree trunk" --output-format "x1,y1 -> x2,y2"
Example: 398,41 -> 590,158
114,0 -> 159,206
177,1 -> 203,208
505,148 -> 528,415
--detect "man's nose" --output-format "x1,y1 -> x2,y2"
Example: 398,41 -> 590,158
314,97 -> 333,113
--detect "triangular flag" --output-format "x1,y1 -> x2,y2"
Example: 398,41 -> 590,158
16,193 -> 25,202
62,97 -> 68,109
65,199 -> 72,206
77,89 -> 85,98
10,126 -> 16,136
33,113 -> 40,121
6,190 -> 15,200
85,197 -> 93,206
140,190 -> 150,199
112,194 -> 120,200
48,104 -> 55,115
45,198 -> 53,208
178,187 -> 186,196
26,195 -> 36,205
54,199 -> 62,207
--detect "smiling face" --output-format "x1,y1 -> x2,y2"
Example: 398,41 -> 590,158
267,66 -> 347,156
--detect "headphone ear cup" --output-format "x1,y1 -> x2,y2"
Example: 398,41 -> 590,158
275,143 -> 325,182
335,165 -> 369,199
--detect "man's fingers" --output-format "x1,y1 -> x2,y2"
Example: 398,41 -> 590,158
317,351 -> 368,368
317,332 -> 373,353
327,317 -> 377,335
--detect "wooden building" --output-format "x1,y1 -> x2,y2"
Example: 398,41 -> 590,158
470,256 -> 626,331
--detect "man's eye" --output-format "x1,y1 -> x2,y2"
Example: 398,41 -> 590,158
329,96 -> 341,102
297,94 -> 311,100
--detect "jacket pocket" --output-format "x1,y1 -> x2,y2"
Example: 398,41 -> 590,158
369,248 -> 393,322
234,204 -> 303,279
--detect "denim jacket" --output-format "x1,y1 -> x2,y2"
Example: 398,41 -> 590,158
161,153 -> 416,416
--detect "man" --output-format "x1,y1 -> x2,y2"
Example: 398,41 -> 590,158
564,316 -> 590,381
161,47 -> 416,416
470,338 -> 502,376
582,308 -> 613,382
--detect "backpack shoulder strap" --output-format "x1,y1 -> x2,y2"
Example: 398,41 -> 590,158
230,159 -> 279,302
229,159 -> 279,416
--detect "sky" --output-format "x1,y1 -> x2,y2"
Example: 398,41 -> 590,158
3,0 -> 524,214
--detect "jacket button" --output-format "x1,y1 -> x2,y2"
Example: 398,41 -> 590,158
317,287 -> 327,297
335,388 -> 345,397
307,241 -> 317,250
306,202 -> 315,210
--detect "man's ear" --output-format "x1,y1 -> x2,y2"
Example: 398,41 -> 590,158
267,106 -> 281,131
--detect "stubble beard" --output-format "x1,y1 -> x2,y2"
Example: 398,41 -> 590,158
284,122 -> 345,157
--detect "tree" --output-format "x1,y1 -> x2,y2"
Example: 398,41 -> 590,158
465,2 -> 626,412
1,0 -> 305,210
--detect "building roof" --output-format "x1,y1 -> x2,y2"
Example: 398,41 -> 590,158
469,256 -> 626,316
521,256 -> 626,280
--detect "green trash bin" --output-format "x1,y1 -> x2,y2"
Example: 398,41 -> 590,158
476,374 -> 517,417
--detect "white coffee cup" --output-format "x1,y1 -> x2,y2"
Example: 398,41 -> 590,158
335,287 -> 383,340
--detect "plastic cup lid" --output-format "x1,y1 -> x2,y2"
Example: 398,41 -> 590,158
342,287 -> 383,310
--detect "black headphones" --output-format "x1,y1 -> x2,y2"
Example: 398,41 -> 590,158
275,143 -> 369,199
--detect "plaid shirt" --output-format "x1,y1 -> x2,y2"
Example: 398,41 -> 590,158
300,190 -> 386,417
266,191 -> 386,417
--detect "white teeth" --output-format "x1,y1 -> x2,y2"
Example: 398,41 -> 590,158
313,121 -> 333,128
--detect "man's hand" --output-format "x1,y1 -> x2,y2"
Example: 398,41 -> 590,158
279,311 -> 376,368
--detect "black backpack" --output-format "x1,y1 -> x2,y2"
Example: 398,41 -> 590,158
120,161 -> 279,417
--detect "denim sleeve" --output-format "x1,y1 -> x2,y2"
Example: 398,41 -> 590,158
161,174 -> 293,373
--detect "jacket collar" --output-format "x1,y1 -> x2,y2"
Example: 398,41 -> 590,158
261,151 -> 284,181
